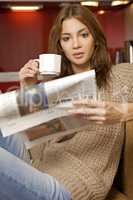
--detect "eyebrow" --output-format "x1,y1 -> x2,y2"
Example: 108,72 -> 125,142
61,27 -> 88,36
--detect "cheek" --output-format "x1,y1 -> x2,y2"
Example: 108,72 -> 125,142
61,43 -> 71,56
86,40 -> 95,57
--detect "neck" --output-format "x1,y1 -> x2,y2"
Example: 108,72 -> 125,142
72,64 -> 91,74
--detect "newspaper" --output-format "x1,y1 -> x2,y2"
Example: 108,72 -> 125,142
0,70 -> 97,138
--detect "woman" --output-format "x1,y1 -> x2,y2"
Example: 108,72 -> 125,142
0,4 -> 133,200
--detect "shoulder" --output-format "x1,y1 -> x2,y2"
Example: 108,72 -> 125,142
109,63 -> 133,102
111,63 -> 133,74
111,63 -> 133,81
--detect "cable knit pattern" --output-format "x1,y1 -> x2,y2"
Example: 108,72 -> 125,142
32,63 -> 133,200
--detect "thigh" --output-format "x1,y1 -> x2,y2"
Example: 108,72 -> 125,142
0,147 -> 71,200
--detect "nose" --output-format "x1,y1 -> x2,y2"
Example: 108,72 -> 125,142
72,37 -> 81,49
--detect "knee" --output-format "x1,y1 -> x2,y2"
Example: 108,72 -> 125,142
0,132 -> 30,162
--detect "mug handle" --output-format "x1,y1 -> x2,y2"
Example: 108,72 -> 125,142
34,59 -> 40,65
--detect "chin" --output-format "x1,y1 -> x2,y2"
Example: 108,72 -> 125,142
74,58 -> 88,65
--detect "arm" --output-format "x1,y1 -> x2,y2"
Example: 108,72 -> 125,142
18,60 -> 41,114
18,59 -> 55,114
69,99 -> 133,124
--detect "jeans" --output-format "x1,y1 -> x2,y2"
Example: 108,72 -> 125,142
0,132 -> 72,200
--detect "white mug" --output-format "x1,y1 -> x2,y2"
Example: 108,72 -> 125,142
35,54 -> 61,76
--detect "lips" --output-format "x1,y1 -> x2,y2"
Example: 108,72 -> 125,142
73,52 -> 84,59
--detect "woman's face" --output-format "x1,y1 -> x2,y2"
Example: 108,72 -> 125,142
60,17 -> 95,73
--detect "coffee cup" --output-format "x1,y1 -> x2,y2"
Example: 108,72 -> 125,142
35,54 -> 61,76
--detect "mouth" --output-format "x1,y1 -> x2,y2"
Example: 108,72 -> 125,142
73,52 -> 84,59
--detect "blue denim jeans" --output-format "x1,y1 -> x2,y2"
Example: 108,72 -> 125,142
0,133 -> 72,200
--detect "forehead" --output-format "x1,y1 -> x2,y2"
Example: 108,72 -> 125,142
61,17 -> 89,34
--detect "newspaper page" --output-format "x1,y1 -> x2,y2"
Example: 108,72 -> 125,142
0,70 -> 97,138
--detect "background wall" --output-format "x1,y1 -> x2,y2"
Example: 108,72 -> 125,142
124,3 -> 133,41
0,7 -> 59,71
0,5 -> 132,73
96,10 -> 125,48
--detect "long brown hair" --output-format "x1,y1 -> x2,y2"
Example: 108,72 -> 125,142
48,3 -> 112,89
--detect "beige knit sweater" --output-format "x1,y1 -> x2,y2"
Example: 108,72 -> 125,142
32,63 -> 133,200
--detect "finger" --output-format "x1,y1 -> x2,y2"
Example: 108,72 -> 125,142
21,73 -> 36,78
83,116 -> 106,121
24,66 -> 38,74
73,99 -> 106,108
22,60 -> 39,73
68,108 -> 91,115
96,121 -> 104,124
68,108 -> 106,116
20,65 -> 38,78
26,63 -> 39,73
25,68 -> 38,75
30,60 -> 39,71
20,71 -> 36,80
73,99 -> 94,106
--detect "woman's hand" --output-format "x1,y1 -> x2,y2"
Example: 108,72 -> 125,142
19,59 -> 39,87
69,99 -> 130,124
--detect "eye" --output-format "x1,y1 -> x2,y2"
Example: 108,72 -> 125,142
81,32 -> 89,38
61,36 -> 70,42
